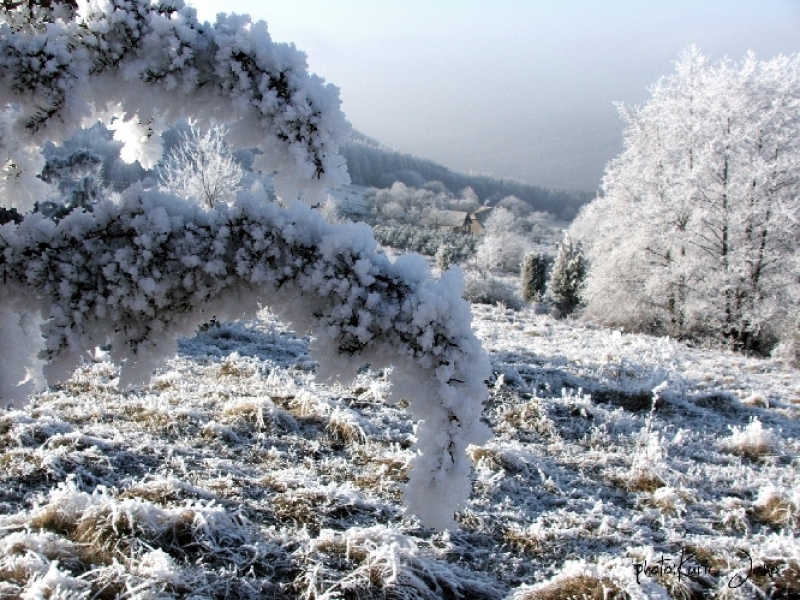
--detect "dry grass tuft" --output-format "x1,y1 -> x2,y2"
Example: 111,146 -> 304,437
126,403 -> 176,432
720,418 -> 778,460
303,528 -> 500,600
220,398 -> 268,429
750,486 -> 799,530
515,574 -> 628,600
468,445 -> 528,474
627,469 -> 666,493
353,453 -> 408,500
502,400 -> 557,438
26,484 -> 234,572
327,407 -> 367,446
748,559 -> 800,598
272,489 -> 327,533
645,486 -> 690,516
275,392 -> 329,423
503,526 -> 546,554
149,372 -> 179,391
216,359 -> 253,379
608,466 -> 666,493
119,480 -> 185,506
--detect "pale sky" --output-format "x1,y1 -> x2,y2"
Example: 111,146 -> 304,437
190,1 -> 800,192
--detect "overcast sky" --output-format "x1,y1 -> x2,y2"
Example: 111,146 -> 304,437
191,1 -> 800,192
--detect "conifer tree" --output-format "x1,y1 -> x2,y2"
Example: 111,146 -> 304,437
548,233 -> 586,318
436,243 -> 454,271
520,252 -> 547,304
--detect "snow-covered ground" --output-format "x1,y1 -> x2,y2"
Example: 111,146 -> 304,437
1,306 -> 798,599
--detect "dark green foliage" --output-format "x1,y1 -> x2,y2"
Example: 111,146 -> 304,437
520,252 -> 547,304
548,234 -> 586,318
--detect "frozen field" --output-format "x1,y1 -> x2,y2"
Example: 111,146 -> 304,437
1,305 -> 798,599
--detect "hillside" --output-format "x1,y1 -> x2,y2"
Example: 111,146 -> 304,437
1,306 -> 798,599
341,133 -> 593,221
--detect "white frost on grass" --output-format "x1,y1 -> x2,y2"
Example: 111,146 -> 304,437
1,303 -> 799,598
720,417 -> 780,460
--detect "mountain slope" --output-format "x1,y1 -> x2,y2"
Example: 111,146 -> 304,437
342,133 -> 592,220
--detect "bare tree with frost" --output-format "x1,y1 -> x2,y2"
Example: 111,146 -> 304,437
158,120 -> 243,209
573,47 -> 800,353
475,206 -> 528,273
0,0 -> 490,529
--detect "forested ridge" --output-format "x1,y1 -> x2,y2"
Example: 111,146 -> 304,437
342,132 -> 592,220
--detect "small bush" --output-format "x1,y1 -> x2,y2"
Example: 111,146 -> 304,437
463,270 -> 523,310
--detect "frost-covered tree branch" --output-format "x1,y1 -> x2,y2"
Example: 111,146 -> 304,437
0,0 -> 349,210
0,0 -> 490,530
0,191 -> 491,529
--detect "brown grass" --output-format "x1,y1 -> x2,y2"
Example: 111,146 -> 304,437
517,574 -> 628,600
272,490 -> 327,533
217,359 -> 253,379
125,404 -> 175,431
503,526 -> 545,554
326,410 -> 367,446
748,559 -> 800,598
29,499 -> 209,569
608,467 -> 666,493
751,490 -> 799,529
468,446 -> 525,474
502,400 -> 557,438
353,453 -> 408,500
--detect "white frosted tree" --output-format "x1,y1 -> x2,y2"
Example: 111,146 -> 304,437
574,47 -> 800,352
0,0 -> 491,529
158,120 -> 244,209
475,206 -> 529,273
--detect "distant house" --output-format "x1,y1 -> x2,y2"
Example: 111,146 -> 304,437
422,206 -> 494,235
426,210 -> 472,233
469,206 -> 493,235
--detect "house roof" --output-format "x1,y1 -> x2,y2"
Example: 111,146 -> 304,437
428,210 -> 470,228
471,206 -> 493,227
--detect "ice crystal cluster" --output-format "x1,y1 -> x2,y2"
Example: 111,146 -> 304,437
0,0 -> 491,529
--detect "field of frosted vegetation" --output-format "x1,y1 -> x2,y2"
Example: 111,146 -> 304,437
1,305 -> 799,599
2,99 -> 798,600
1,4 -> 798,596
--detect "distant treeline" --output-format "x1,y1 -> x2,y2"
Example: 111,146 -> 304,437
341,133 -> 592,221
